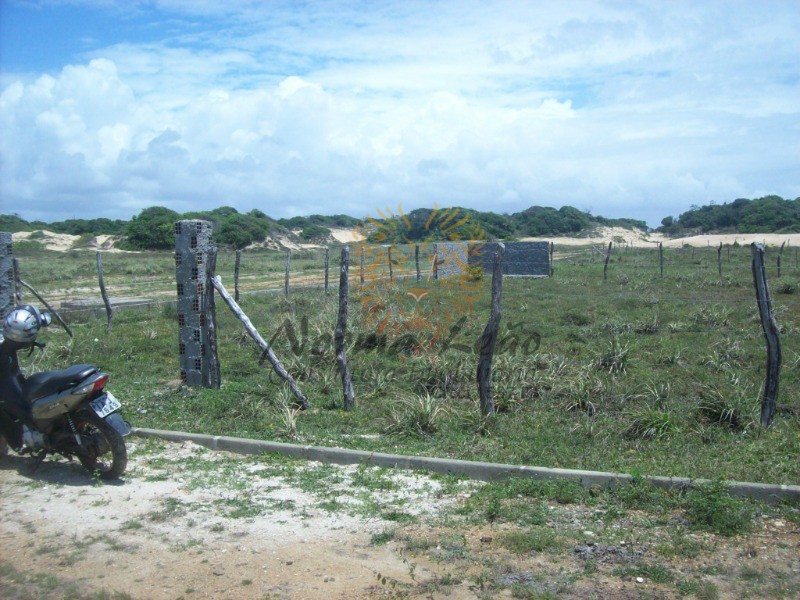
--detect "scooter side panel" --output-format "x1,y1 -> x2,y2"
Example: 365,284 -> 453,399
31,390 -> 87,421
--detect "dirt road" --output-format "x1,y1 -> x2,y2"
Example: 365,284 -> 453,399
2,438 -> 799,599
0,438 -> 466,599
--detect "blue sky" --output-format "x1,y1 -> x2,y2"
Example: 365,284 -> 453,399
1,0 -> 798,227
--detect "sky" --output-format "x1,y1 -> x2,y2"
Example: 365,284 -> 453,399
1,0 -> 798,227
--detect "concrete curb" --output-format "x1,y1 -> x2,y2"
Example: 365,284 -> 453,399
132,427 -> 800,505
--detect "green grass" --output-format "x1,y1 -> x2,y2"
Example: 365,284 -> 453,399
499,528 -> 563,555
0,561 -> 135,599
684,480 -> 755,536
13,243 -> 800,485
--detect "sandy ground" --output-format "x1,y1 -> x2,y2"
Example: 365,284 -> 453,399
0,438 -> 472,600
12,226 -> 799,254
520,226 -> 800,249
3,438 -> 799,600
12,231 -> 124,252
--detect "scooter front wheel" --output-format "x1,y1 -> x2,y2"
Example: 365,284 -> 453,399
0,435 -> 7,458
73,410 -> 127,479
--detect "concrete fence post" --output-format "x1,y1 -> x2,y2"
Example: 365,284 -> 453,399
175,219 -> 220,388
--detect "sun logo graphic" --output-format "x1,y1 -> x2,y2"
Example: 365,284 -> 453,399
352,204 -> 489,355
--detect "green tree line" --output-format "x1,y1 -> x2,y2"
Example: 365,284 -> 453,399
366,205 -> 648,244
4,195 -> 798,250
658,195 -> 800,235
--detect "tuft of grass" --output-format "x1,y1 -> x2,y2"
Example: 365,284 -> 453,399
624,408 -> 680,440
499,528 -> 562,555
696,379 -> 753,431
370,529 -> 396,545
596,334 -> 630,373
613,563 -> 675,584
684,480 -> 754,536
383,392 -> 446,437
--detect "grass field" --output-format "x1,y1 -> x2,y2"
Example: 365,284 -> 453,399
12,241 -> 800,485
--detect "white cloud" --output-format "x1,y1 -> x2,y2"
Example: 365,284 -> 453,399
1,0 -> 799,225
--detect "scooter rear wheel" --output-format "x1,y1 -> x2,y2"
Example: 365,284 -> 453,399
0,435 -> 7,458
73,410 -> 127,479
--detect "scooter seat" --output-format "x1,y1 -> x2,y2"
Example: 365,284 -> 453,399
23,364 -> 100,403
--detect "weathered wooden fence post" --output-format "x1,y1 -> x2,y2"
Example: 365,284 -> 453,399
324,247 -> 330,294
717,242 -> 723,278
203,246 -> 221,388
549,242 -> 554,276
0,232 -> 15,318
603,241 -> 612,281
415,244 -> 421,281
360,246 -> 365,283
751,243 -> 781,428
284,249 -> 291,296
387,246 -> 394,281
477,243 -> 505,416
96,251 -> 113,333
12,258 -> 22,305
777,241 -> 785,278
659,242 -> 664,277
433,243 -> 439,280
175,219 -> 220,388
335,246 -> 355,410
234,249 -> 241,302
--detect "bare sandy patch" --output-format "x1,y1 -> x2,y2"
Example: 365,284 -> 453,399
0,438 -> 468,600
330,227 -> 364,244
521,226 -> 800,249
12,230 -> 129,253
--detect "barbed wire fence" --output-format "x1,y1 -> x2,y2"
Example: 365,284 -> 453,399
2,230 -> 798,424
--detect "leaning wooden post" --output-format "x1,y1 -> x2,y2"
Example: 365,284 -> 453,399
549,242 -> 554,276
0,232 -> 14,318
211,275 -> 309,408
174,220 -> 220,388
751,243 -> 781,428
12,258 -> 22,305
324,247 -> 330,294
477,243 -> 504,416
335,246 -> 355,410
17,279 -> 72,337
96,251 -> 113,333
717,242 -> 723,278
415,244 -> 421,281
234,249 -> 241,302
659,242 -> 664,277
603,241 -> 612,280
284,249 -> 291,297
387,246 -> 394,281
433,243 -> 439,280
777,241 -> 785,278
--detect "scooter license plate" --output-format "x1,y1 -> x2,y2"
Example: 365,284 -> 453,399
90,393 -> 121,419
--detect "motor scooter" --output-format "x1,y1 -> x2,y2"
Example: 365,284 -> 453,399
0,306 -> 130,479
